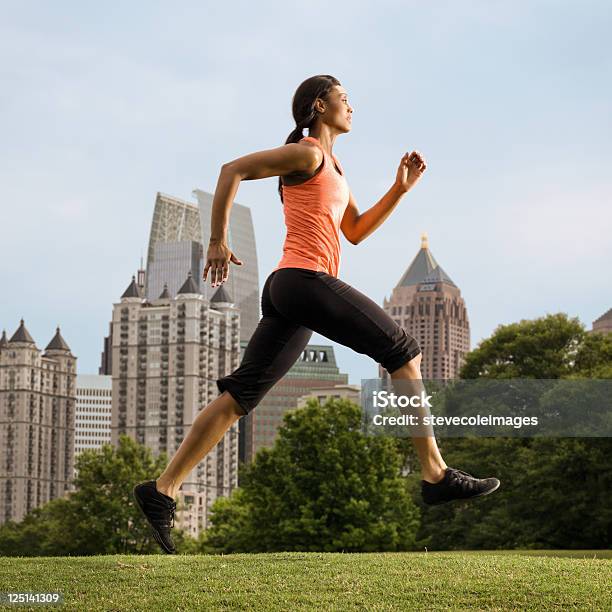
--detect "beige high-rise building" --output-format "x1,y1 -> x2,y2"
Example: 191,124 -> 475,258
110,272 -> 240,536
591,308 -> 612,335
74,374 -> 112,480
380,234 -> 470,380
0,321 -> 76,524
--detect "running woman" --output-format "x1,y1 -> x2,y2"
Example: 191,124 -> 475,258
134,75 -> 500,554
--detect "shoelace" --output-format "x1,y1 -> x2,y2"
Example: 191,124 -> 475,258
168,501 -> 176,529
146,495 -> 177,530
448,468 -> 476,491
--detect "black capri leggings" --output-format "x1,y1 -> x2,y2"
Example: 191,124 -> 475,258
216,267 -> 421,415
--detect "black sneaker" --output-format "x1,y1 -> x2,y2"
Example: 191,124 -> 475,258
133,480 -> 177,554
421,467 -> 500,506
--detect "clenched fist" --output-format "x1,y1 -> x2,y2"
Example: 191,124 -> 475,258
395,150 -> 427,193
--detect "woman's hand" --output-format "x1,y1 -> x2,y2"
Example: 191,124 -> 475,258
203,239 -> 243,287
395,150 -> 427,193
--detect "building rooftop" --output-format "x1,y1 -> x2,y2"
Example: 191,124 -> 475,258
420,264 -> 456,287
121,275 -> 142,299
158,283 -> 171,299
45,326 -> 71,351
593,307 -> 612,325
9,319 -> 35,344
397,233 -> 439,287
177,271 -> 200,295
396,233 -> 457,288
210,285 -> 233,304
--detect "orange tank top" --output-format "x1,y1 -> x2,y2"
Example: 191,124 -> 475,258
274,136 -> 350,277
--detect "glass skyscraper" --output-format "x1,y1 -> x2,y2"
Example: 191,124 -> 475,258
193,189 -> 260,343
144,190 -> 260,344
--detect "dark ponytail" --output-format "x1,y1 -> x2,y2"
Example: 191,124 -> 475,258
278,74 -> 341,203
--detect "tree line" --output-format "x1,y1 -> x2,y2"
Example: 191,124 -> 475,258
0,313 -> 610,555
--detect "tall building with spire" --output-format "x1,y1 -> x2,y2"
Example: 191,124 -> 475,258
0,321 -> 76,524
109,271 -> 240,535
381,234 -> 470,380
591,308 -> 612,335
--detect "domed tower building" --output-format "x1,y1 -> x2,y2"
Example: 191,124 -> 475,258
380,234 -> 470,381
0,321 -> 76,524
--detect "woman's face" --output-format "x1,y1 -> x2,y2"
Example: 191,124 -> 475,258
317,85 -> 353,133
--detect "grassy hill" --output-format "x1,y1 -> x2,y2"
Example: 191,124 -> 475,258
1,551 -> 610,610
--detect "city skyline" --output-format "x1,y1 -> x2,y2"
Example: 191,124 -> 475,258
0,191 -> 608,384
1,2 -> 610,384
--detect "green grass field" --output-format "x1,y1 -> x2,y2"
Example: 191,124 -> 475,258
1,551 -> 610,610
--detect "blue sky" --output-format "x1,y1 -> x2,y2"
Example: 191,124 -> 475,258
1,1 -> 610,384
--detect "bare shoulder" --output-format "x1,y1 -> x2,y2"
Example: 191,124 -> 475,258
285,140 -> 323,174
224,139 -> 323,181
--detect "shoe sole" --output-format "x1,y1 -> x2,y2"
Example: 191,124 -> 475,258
424,479 -> 501,506
132,485 -> 176,554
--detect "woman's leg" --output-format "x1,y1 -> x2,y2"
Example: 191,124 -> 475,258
388,352 -> 447,483
155,271 -> 312,500
269,269 -> 448,483
155,392 -> 243,499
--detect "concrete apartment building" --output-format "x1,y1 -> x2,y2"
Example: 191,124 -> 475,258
110,272 -> 241,536
297,383 -> 361,408
96,189 -> 260,536
74,374 -> 112,479
381,233 -> 470,380
120,189 -> 261,472
0,322 -> 76,524
102,191 -> 260,371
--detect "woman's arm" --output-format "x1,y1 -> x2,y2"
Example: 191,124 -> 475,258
205,142 -> 322,286
340,185 -> 407,245
209,142 -> 321,242
340,150 -> 427,245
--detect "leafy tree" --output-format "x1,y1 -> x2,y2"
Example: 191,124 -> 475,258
573,331 -> 612,378
203,398 -> 420,553
459,313 -> 586,379
411,437 -> 526,550
414,437 -> 611,550
199,489 -> 253,554
509,438 -> 611,548
413,313 -> 612,550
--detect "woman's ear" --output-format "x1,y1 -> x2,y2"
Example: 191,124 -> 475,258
314,97 -> 326,114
